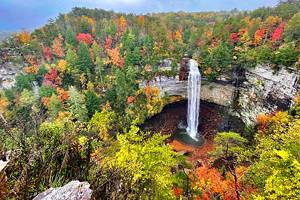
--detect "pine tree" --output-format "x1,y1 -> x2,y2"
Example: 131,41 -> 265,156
77,42 -> 94,75
65,27 -> 77,46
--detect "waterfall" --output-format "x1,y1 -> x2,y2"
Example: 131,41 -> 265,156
186,59 -> 201,140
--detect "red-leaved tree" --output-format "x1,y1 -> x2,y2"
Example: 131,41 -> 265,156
76,33 -> 93,45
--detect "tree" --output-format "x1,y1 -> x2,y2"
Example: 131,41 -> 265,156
67,86 -> 88,122
212,132 -> 248,200
113,67 -> 138,112
118,16 -> 127,33
52,34 -> 65,58
77,42 -> 94,75
88,106 -> 115,140
284,11 -> 300,42
76,33 -> 93,45
66,45 -> 78,70
48,94 -> 63,118
274,0 -> 300,20
43,46 -> 53,62
65,27 -> 77,46
91,41 -> 101,60
57,59 -> 67,73
16,31 -> 31,44
247,111 -> 300,199
85,90 -> 100,118
97,125 -> 177,199
137,15 -> 145,27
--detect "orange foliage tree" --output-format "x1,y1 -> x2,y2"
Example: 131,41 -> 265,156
137,15 -> 145,27
118,16 -> 127,32
52,34 -> 65,58
107,47 -> 122,67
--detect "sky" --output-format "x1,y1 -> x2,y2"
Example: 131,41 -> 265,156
0,0 -> 279,31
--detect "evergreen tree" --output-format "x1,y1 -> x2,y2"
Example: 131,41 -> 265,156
77,42 -> 94,75
65,27 -> 77,46
85,90 -> 100,118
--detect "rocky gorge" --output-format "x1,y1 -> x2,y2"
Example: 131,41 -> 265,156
143,64 -> 299,125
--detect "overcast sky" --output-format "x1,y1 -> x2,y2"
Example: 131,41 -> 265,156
0,0 -> 278,31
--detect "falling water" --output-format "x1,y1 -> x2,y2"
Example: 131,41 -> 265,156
186,59 -> 201,140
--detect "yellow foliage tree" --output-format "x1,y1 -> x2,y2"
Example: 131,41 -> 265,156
17,31 -> 31,44
57,59 -> 67,73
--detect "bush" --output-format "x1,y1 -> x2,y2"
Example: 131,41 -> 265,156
273,43 -> 300,67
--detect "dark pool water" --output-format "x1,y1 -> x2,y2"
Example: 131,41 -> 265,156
142,100 -> 244,146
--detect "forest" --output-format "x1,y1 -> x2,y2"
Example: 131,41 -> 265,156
0,0 -> 300,199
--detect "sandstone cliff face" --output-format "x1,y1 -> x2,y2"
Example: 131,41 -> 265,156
142,76 -> 235,107
235,65 -> 299,125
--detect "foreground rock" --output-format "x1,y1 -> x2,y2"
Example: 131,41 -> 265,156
33,181 -> 92,200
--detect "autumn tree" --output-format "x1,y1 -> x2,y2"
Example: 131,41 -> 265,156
212,132 -> 248,200
76,33 -> 93,45
52,34 -> 65,58
96,125 -> 177,199
247,111 -> 300,199
137,15 -> 145,28
16,31 -> 31,44
88,106 -> 115,141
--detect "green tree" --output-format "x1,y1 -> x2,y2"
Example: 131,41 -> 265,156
65,27 -> 77,46
77,42 -> 94,75
91,41 -> 101,59
273,0 -> 300,20
284,11 -> 300,42
85,90 -> 100,118
109,67 -> 138,112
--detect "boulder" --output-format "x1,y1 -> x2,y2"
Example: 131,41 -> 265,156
33,181 -> 92,200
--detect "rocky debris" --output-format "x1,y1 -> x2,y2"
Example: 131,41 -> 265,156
33,181 -> 92,200
235,65 -> 299,125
